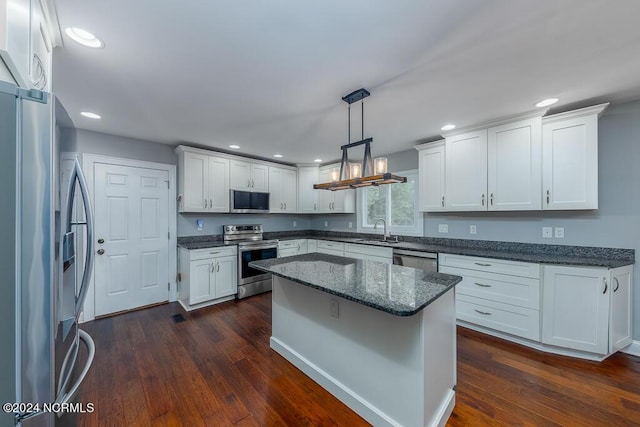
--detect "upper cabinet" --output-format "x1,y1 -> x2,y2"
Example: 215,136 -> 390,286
269,166 -> 297,213
417,106 -> 605,212
1,0 -> 57,90
297,165 -> 320,213
230,159 -> 268,192
317,164 -> 355,213
176,146 -> 229,213
541,104 -> 607,210
488,117 -> 542,211
416,140 -> 446,212
445,130 -> 488,211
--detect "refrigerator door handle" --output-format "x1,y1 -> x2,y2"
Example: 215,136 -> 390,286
65,159 -> 95,319
55,330 -> 95,405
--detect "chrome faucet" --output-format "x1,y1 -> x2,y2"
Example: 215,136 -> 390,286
374,218 -> 389,241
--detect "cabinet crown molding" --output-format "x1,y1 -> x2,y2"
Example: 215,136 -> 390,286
542,103 -> 609,124
440,109 -> 548,138
415,139 -> 445,151
175,144 -> 297,171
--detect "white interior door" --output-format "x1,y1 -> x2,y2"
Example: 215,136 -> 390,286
93,163 -> 170,316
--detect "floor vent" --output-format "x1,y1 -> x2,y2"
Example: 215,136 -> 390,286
171,313 -> 187,323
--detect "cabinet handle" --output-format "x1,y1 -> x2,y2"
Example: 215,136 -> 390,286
481,194 -> 485,206
251,178 -> 255,188
314,203 -> 316,210
211,263 -> 214,273
474,309 -> 491,316
474,282 -> 491,288
204,199 -> 207,208
602,277 -> 608,294
247,178 -> 251,187
209,251 -> 220,254
216,262 -> 220,272
474,262 -> 492,267
613,277 -> 620,292
441,195 -> 445,207
280,202 -> 283,210
209,199 -> 212,208
284,202 -> 287,210
546,189 -> 550,205
490,193 -> 494,206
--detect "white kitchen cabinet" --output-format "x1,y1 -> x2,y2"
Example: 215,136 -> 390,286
542,264 -> 632,355
445,130 -> 488,211
269,166 -> 297,213
176,147 -> 229,213
230,159 -> 269,191
278,239 -> 307,258
316,240 -> 344,256
317,164 -> 355,213
178,246 -> 238,310
29,0 -> 51,91
307,239 -> 317,253
297,165 -> 320,213
416,140 -> 446,212
439,254 -> 541,341
487,117 -> 541,210
344,243 -> 392,264
0,0 -> 31,86
542,104 -> 607,210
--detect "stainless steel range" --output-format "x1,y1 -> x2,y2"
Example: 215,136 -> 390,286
224,224 -> 278,299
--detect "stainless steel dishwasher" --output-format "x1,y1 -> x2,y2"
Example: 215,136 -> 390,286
392,249 -> 438,272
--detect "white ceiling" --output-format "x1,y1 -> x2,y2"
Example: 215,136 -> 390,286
53,0 -> 640,165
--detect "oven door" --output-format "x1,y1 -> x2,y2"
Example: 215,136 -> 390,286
239,245 -> 278,285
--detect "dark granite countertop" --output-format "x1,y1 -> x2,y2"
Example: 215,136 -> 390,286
249,253 -> 462,317
178,231 -> 634,268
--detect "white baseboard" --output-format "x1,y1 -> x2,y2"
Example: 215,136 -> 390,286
622,340 -> 640,357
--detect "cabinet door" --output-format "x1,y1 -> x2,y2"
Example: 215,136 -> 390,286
488,117 -> 541,211
269,167 -> 284,212
214,255 -> 237,298
251,163 -> 269,192
542,114 -> 598,209
297,166 -> 319,213
208,156 -> 229,212
332,187 -> 355,212
230,160 -> 252,190
417,142 -> 446,212
610,266 -> 633,352
542,265 -> 609,354
445,130 -> 488,211
182,152 -> 209,212
0,0 -> 31,87
30,0 -> 51,91
317,167 -> 333,212
278,247 -> 298,258
281,169 -> 297,212
190,259 -> 214,305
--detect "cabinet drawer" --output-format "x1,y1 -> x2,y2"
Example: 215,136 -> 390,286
439,254 -> 540,279
189,246 -> 237,261
457,294 -> 540,341
344,243 -> 393,260
278,240 -> 298,249
441,266 -> 540,310
317,240 -> 345,251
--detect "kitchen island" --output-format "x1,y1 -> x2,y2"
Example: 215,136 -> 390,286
250,253 -> 462,427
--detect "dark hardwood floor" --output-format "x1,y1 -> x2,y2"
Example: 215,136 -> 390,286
78,293 -> 640,426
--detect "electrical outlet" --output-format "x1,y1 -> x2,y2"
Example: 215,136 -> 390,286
293,220 -> 297,227
542,227 -> 552,238
196,219 -> 203,231
348,222 -> 353,229
438,224 -> 449,233
330,298 -> 339,318
324,221 -> 328,227
554,227 -> 565,238
469,225 -> 477,234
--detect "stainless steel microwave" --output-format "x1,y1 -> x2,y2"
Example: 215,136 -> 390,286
229,190 -> 270,213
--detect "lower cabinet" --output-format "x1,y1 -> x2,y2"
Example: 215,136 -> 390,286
178,246 -> 238,310
440,253 -> 633,360
542,264 -> 633,355
278,239 -> 308,258
344,243 -> 392,264
316,240 -> 345,256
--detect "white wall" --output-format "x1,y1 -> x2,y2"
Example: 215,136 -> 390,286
178,213 -> 311,236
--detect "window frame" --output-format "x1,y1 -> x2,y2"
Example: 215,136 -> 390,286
356,169 -> 423,237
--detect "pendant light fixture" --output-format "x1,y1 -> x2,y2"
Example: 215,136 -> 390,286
313,88 -> 406,191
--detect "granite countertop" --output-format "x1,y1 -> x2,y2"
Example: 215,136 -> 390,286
249,253 -> 462,317
177,231 -> 635,268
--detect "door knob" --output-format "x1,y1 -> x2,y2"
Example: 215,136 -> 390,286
97,238 -> 105,244
97,249 -> 105,255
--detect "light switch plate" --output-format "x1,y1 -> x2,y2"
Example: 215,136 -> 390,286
348,222 -> 353,229
554,227 -> 565,238
324,221 -> 328,227
542,227 -> 552,238
293,220 -> 297,227
438,224 -> 449,233
469,225 -> 477,234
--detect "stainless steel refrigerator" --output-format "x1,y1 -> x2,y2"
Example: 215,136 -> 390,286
0,81 -> 95,426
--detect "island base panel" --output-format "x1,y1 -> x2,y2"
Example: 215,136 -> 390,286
270,276 -> 456,427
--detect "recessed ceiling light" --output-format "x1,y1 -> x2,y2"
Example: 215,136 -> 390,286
65,27 -> 104,48
314,159 -> 322,163
273,154 -> 283,158
535,98 -> 559,108
229,145 -> 240,149
80,111 -> 101,119
441,124 -> 456,131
